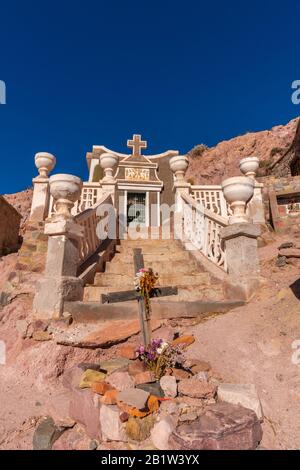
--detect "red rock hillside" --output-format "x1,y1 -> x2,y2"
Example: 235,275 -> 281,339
3,188 -> 33,235
186,117 -> 299,184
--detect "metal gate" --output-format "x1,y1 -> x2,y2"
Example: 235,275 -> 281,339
127,192 -> 146,226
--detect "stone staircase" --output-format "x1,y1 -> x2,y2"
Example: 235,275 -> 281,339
84,238 -> 225,303
63,238 -> 244,323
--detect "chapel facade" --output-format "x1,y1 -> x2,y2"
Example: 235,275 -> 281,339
86,135 -> 178,228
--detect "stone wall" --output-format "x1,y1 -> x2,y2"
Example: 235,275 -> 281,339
0,196 -> 22,255
16,221 -> 48,273
258,175 -> 300,231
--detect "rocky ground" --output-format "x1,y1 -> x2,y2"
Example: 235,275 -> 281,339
0,230 -> 300,450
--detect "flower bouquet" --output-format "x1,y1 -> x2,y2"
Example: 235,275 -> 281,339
136,338 -> 184,380
134,268 -> 159,316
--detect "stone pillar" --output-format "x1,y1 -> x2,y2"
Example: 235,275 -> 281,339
100,152 -> 118,205
33,217 -> 84,320
221,223 -> 261,300
247,182 -> 265,225
239,156 -> 265,225
172,181 -> 191,240
101,181 -> 117,204
169,155 -> 190,239
30,177 -> 51,222
30,152 -> 56,222
33,173 -> 84,320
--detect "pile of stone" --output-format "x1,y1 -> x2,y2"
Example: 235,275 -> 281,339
33,335 -> 263,450
276,242 -> 300,268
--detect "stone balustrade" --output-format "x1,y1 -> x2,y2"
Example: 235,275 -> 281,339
180,191 -> 228,271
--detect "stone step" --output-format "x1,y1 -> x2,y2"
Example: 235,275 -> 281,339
116,244 -> 183,255
120,238 -> 177,246
104,259 -> 198,275
63,299 -> 245,324
93,272 -> 211,288
110,250 -> 191,264
84,283 -> 224,303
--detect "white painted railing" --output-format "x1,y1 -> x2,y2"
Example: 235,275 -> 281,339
181,191 -> 228,271
74,193 -> 113,264
48,182 -> 102,217
190,185 -> 229,217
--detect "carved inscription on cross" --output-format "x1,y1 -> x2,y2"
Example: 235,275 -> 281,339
101,248 -> 178,346
127,134 -> 147,157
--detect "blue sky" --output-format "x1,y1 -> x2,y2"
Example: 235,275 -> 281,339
0,0 -> 300,193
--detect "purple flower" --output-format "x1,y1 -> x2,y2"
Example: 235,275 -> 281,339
151,338 -> 163,349
147,352 -> 156,361
136,345 -> 145,355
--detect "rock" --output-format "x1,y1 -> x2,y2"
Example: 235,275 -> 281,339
147,395 -> 160,413
62,366 -> 86,391
120,412 -> 129,423
77,362 -> 103,372
169,402 -> 263,450
176,395 -> 204,408
99,405 -> 126,441
89,439 -> 99,450
33,416 -> 64,450
170,368 -> 191,380
97,441 -> 128,450
15,319 -> 29,338
91,381 -> 113,395
32,330 -> 52,341
191,360 -> 211,373
179,412 -> 198,422
69,388 -> 101,439
134,371 -> 156,385
152,325 -> 174,342
205,398 -> 217,406
178,377 -> 216,399
52,426 -> 91,450
106,371 -> 134,391
100,358 -> 130,375
150,417 -> 175,450
0,292 -> 10,307
278,248 -> 300,258
160,376 -> 177,398
27,320 -> 49,338
119,345 -> 137,360
117,401 -> 149,418
100,389 -> 119,405
279,242 -> 294,249
118,388 -> 150,410
194,371 -> 209,382
128,360 -> 147,377
57,319 -> 162,348
79,369 -> 106,389
125,415 -> 156,441
217,383 -> 263,420
159,400 -> 180,417
136,382 -> 164,398
172,335 -> 195,348
276,256 -> 286,267
54,417 -> 76,430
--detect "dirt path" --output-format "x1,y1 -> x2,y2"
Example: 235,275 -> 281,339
186,239 -> 300,449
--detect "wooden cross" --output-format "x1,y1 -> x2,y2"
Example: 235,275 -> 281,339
101,248 -> 178,346
127,134 -> 147,157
